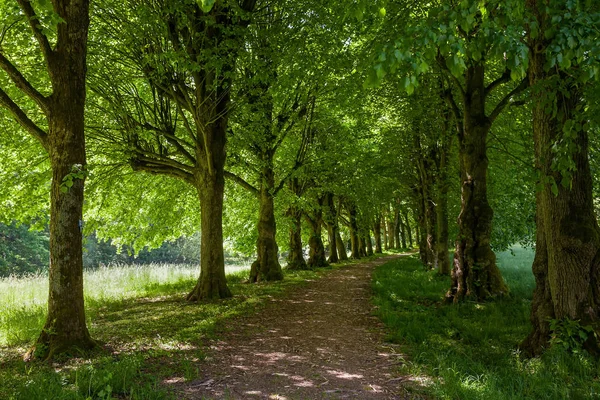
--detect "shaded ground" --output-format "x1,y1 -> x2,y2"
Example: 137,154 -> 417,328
175,255 -> 419,399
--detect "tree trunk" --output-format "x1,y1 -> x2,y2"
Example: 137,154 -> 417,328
323,192 -> 339,263
373,216 -> 383,253
404,211 -> 413,248
307,197 -> 328,269
286,207 -> 307,270
336,231 -> 348,261
520,0 -> 600,355
436,119 -> 452,275
27,0 -> 95,360
415,197 -> 428,266
366,234 -> 374,256
187,169 -> 232,301
348,203 -> 361,259
382,209 -> 389,250
394,208 -> 401,250
399,212 -> 407,249
387,210 -> 396,249
249,164 -> 283,282
446,63 -> 507,303
359,236 -> 367,257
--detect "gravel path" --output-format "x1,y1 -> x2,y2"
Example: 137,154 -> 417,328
178,255 -> 415,399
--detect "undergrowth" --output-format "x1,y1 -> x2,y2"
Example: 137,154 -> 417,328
372,247 -> 600,399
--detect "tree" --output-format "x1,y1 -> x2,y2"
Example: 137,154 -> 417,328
89,0 -> 257,300
521,0 -> 600,356
0,0 -> 95,359
371,1 -> 530,302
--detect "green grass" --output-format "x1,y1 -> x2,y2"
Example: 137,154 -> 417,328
372,247 -> 600,399
0,256 -> 384,399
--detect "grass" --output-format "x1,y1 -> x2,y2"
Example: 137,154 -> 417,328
0,256 -> 382,399
372,247 -> 600,399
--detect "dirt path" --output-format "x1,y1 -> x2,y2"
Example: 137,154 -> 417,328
178,255 -> 412,399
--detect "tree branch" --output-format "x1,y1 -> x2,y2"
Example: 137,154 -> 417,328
485,69 -> 511,97
130,159 -> 195,185
14,0 -> 53,63
0,84 -> 48,150
488,77 -> 529,123
436,53 -> 466,99
224,170 -> 258,195
0,52 -> 49,115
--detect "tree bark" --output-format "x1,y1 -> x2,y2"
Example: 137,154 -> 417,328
520,0 -> 600,355
336,231 -> 348,261
306,198 -> 328,268
26,0 -> 96,360
249,163 -> 283,282
436,118 -> 452,275
394,208 -> 401,250
366,234 -> 374,256
187,167 -> 232,301
323,192 -> 339,263
403,210 -> 413,248
286,206 -> 307,270
446,63 -> 508,303
348,203 -> 361,259
387,209 -> 396,249
382,209 -> 389,251
373,215 -> 383,253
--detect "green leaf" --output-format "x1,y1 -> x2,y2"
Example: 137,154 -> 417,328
197,0 -> 216,13
379,7 -> 386,17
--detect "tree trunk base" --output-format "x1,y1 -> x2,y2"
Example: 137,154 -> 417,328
249,259 -> 284,282
286,259 -> 310,270
186,280 -> 232,302
25,332 -> 96,362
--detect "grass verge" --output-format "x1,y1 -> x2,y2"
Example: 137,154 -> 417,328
372,248 -> 600,399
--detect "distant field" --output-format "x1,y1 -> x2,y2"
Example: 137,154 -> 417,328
0,262 -> 250,347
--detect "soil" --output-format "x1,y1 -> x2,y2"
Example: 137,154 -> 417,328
177,255 -> 420,399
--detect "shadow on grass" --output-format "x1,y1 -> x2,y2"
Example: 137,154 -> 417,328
372,252 -> 600,400
1,257 -> 392,399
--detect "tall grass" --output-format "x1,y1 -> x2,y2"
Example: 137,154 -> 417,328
0,262 -> 250,347
372,247 -> 600,399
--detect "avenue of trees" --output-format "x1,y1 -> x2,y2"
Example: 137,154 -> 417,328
0,0 -> 599,360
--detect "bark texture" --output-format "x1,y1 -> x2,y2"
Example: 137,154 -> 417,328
249,166 -> 283,282
348,203 -> 361,259
24,0 -> 96,360
445,64 -> 508,303
286,207 -> 307,270
323,193 -> 339,263
335,231 -> 348,261
520,0 -> 600,355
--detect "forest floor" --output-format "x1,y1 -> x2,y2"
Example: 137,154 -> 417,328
171,254 -> 421,400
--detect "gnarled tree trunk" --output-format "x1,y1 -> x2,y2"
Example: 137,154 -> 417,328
446,64 -> 508,303
286,206 -> 307,270
306,198 -> 328,268
520,0 -> 600,355
249,163 -> 283,282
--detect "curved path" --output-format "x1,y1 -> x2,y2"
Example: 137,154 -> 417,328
178,255 -> 414,399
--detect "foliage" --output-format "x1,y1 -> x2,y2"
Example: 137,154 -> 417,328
372,251 -> 600,399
